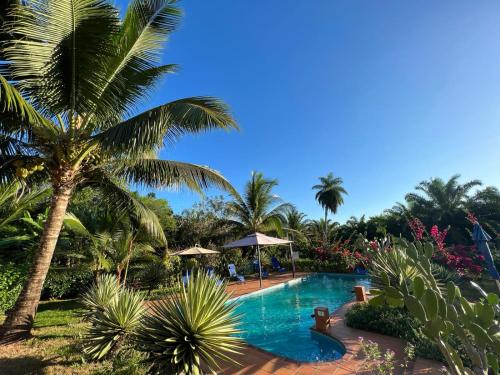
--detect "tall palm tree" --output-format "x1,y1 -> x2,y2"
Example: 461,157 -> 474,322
227,172 -> 291,235
0,0 -> 237,341
312,173 -> 347,242
405,174 -> 481,223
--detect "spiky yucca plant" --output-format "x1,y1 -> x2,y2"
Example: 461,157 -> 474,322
136,270 -> 243,375
82,274 -> 145,360
81,273 -> 120,318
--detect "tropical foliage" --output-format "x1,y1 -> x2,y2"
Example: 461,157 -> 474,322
82,274 -> 145,360
0,0 -> 237,340
136,270 -> 243,375
227,171 -> 291,235
368,240 -> 500,375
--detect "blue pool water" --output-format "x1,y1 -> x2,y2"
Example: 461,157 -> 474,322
233,273 -> 370,362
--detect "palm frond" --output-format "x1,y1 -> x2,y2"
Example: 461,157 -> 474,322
3,0 -> 119,117
89,0 -> 182,123
94,96 -> 237,155
0,75 -> 56,140
84,172 -> 166,244
0,182 -> 51,229
63,212 -> 92,238
114,159 -> 235,195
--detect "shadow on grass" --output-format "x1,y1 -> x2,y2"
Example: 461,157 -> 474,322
37,299 -> 81,312
0,356 -> 45,375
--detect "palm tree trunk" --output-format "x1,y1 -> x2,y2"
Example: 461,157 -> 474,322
122,238 -> 134,287
116,267 -> 122,285
324,208 -> 328,245
0,178 -> 74,343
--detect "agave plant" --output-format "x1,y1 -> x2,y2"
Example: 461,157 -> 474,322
82,274 -> 145,360
136,270 -> 243,375
81,274 -> 120,317
368,240 -> 423,289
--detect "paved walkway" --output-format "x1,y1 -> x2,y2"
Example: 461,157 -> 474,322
218,273 -> 443,375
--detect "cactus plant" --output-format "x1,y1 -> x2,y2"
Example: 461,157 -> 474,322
369,240 -> 500,375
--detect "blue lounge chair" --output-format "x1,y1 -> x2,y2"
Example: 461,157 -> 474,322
271,256 -> 286,272
206,266 -> 223,286
252,260 -> 269,277
228,263 -> 245,283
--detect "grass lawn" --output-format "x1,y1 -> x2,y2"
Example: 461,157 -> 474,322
0,299 -> 110,375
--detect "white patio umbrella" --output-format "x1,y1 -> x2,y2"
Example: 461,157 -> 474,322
170,246 -> 220,256
223,232 -> 295,288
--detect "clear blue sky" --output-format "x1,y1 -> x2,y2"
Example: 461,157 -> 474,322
118,0 -> 500,223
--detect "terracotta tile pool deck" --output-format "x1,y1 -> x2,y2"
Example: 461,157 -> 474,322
219,273 -> 443,375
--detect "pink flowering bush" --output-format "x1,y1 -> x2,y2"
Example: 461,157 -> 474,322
407,217 -> 484,277
312,239 -> 370,272
430,225 -> 448,251
434,244 -> 484,277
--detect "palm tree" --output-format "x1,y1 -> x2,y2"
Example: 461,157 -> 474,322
95,230 -> 155,286
312,173 -> 347,242
283,206 -> 308,241
405,175 -> 481,223
0,0 -> 237,341
227,172 -> 291,235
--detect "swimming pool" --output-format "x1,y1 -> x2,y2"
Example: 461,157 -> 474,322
233,273 -> 371,362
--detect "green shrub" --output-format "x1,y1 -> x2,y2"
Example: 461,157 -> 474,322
137,261 -> 168,294
281,258 -> 352,273
0,262 -> 27,314
345,303 -> 443,361
345,303 -> 468,364
162,253 -> 182,286
213,248 -> 248,276
43,267 -> 93,299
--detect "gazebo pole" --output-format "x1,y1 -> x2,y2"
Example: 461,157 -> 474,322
289,242 -> 295,278
257,244 -> 262,288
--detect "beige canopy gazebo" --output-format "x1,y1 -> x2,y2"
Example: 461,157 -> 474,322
223,232 -> 295,288
170,246 -> 220,256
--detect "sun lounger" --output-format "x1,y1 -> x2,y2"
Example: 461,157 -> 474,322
271,256 -> 286,272
228,263 -> 245,283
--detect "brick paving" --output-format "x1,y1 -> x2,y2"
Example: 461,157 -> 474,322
218,273 -> 443,375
